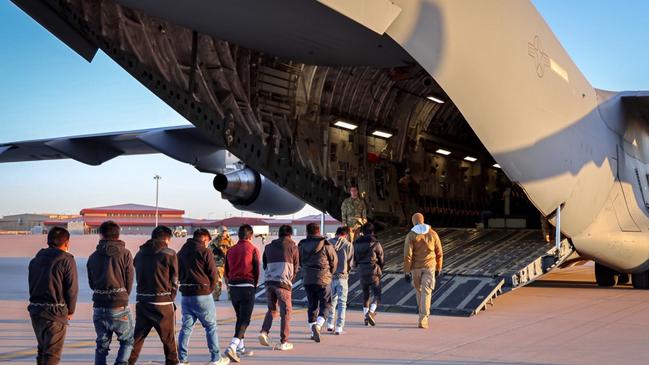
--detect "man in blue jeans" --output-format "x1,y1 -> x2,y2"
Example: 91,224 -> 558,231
326,226 -> 354,335
177,228 -> 229,365
87,221 -> 134,365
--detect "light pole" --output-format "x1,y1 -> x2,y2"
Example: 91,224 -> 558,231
154,175 -> 161,227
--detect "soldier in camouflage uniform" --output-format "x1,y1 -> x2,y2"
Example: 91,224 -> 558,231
208,225 -> 234,300
341,186 -> 367,242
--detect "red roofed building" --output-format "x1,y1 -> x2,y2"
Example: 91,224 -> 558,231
44,203 -> 219,235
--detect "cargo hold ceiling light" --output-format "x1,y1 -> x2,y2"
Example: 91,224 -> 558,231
371,130 -> 393,138
436,148 -> 451,156
464,156 -> 477,162
333,120 -> 358,131
426,95 -> 445,104
493,163 -> 501,168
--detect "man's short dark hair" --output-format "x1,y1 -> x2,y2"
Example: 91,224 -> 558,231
362,222 -> 375,235
238,224 -> 253,240
99,220 -> 120,240
151,225 -> 173,240
306,223 -> 320,236
193,228 -> 211,241
47,226 -> 70,248
336,226 -> 351,236
278,225 -> 293,237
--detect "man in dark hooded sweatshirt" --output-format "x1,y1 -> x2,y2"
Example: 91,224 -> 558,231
28,226 -> 78,365
353,222 -> 384,327
298,223 -> 337,343
87,221 -> 134,365
128,226 -> 179,365
177,228 -> 228,365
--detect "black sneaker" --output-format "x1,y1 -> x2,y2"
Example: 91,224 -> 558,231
364,315 -> 369,326
311,323 -> 321,343
366,311 -> 376,326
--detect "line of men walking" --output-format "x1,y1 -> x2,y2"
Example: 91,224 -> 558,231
27,210 -> 443,364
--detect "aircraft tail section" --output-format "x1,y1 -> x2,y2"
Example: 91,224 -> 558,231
386,0 -> 618,238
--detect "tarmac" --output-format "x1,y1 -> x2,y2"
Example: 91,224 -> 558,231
1,235 -> 649,364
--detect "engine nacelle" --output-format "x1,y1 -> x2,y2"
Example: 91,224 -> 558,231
213,168 -> 305,215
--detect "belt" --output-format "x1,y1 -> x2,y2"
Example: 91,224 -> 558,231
93,288 -> 127,295
137,292 -> 171,297
29,302 -> 65,308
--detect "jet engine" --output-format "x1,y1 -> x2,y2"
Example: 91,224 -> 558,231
213,167 -> 305,215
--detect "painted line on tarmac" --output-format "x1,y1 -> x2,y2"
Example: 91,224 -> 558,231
0,309 -> 305,361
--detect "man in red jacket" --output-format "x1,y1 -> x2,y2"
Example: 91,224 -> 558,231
224,224 -> 260,363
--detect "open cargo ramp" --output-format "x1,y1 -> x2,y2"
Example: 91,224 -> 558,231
256,228 -> 573,317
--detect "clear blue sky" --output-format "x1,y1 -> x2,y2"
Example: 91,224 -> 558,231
1,1 -> 648,218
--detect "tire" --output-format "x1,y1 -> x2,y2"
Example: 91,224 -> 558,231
632,270 -> 649,289
595,262 -> 617,287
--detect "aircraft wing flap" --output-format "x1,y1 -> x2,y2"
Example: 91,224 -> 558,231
0,125 -> 227,171
0,126 -> 192,164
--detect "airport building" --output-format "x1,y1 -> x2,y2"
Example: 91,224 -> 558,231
0,213 -> 79,234
43,203 -> 218,235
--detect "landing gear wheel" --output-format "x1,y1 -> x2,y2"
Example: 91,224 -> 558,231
617,273 -> 630,285
595,263 -> 617,287
632,270 -> 649,289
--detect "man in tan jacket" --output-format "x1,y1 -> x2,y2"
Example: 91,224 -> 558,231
403,213 -> 443,329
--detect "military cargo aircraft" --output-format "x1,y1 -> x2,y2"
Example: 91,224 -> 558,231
4,0 -> 649,315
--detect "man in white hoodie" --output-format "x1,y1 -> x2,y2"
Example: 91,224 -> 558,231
403,213 -> 443,329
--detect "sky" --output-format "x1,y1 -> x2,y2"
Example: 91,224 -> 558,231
1,1 -> 649,218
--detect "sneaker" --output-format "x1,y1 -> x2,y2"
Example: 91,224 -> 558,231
311,323 -> 321,343
327,325 -> 334,332
334,326 -> 343,335
224,347 -> 240,363
366,311 -> 376,326
237,347 -> 254,357
364,315 -> 369,326
258,332 -> 271,347
206,357 -> 230,365
277,342 -> 293,351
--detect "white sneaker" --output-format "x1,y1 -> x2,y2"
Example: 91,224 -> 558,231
334,326 -> 344,335
277,342 -> 293,351
258,332 -> 271,346
206,357 -> 230,365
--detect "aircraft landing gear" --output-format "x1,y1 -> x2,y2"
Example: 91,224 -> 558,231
595,262 -> 618,287
632,270 -> 649,289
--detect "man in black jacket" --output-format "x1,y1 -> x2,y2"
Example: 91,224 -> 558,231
28,226 -> 78,365
128,226 -> 179,365
177,228 -> 228,365
353,223 -> 384,327
298,223 -> 337,343
87,221 -> 134,365
258,225 -> 299,350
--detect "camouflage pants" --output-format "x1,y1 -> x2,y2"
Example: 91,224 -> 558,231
212,266 -> 225,301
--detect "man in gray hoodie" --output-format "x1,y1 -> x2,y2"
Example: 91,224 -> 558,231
325,226 -> 353,335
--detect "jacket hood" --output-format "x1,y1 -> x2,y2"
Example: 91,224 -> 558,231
139,239 -> 168,255
183,238 -> 205,250
355,234 -> 378,245
96,239 -> 126,257
411,224 -> 430,235
329,236 -> 349,251
36,246 -> 69,259
272,236 -> 295,246
301,235 -> 326,254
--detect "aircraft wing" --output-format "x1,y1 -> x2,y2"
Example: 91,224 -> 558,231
0,125 -> 231,173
